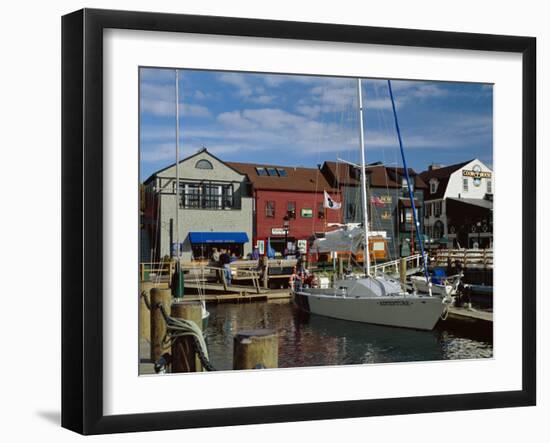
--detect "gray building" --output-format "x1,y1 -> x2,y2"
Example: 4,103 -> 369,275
142,149 -> 254,262
321,161 -> 427,260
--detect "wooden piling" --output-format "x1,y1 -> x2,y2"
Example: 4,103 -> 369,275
338,257 -> 344,279
399,257 -> 407,285
233,329 -> 278,370
170,301 -> 203,373
261,256 -> 269,289
139,281 -> 156,342
150,287 -> 172,362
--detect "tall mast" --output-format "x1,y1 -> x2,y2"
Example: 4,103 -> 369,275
357,78 -> 371,276
387,79 -> 431,287
175,69 -> 180,258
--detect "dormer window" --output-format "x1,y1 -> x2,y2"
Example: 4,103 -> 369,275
430,179 -> 438,194
195,159 -> 213,170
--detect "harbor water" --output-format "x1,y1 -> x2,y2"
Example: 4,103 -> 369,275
205,299 -> 493,371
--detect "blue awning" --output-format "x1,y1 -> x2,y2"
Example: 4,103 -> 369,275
188,232 -> 249,244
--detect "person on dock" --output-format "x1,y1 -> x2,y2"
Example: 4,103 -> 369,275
219,249 -> 232,285
211,247 -> 220,263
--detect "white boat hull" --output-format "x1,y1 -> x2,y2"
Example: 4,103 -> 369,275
294,289 -> 446,331
410,276 -> 453,297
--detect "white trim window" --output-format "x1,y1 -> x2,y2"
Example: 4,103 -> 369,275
487,180 -> 493,194
430,179 -> 438,194
463,178 -> 469,192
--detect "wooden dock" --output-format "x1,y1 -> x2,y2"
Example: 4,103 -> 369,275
182,289 -> 291,303
447,306 -> 493,323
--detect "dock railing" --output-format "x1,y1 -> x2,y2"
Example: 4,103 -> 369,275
431,248 -> 493,269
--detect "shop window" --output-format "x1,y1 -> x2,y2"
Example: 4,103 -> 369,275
266,201 -> 275,217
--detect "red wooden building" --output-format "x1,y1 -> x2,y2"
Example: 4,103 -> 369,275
227,162 -> 342,257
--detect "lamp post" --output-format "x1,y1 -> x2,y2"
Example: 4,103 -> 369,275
283,214 -> 290,257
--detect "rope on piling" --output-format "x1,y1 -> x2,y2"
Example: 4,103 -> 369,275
156,303 -> 217,372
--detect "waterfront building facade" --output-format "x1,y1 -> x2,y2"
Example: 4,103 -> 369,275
142,149 -> 254,261
227,162 -> 342,257
420,159 -> 493,249
322,161 -> 427,260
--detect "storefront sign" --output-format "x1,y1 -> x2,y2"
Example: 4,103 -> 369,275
271,228 -> 287,236
462,165 -> 491,187
256,240 -> 264,254
301,208 -> 313,218
381,211 -> 392,220
380,195 -> 392,204
297,239 -> 307,253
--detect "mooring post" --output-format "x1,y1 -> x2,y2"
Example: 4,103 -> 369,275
261,256 -> 269,289
171,301 -> 203,373
233,329 -> 278,370
338,257 -> 344,279
139,281 -> 156,342
150,287 -> 172,362
400,257 -> 407,286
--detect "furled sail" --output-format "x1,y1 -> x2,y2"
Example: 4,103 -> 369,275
312,226 -> 364,253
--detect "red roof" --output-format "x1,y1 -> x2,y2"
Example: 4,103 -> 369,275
227,162 -> 337,193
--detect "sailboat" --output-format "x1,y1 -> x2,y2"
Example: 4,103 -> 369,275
293,79 -> 450,331
173,69 -> 210,330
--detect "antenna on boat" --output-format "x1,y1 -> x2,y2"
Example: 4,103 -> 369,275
387,80 -> 432,294
356,78 -> 371,277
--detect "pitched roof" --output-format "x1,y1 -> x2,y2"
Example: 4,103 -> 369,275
143,148 -> 247,184
322,161 -> 427,189
227,162 -> 336,193
419,159 -> 473,199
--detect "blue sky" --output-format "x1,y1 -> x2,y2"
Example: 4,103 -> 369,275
139,68 -> 492,181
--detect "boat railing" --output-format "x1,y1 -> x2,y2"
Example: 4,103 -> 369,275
370,253 -> 422,276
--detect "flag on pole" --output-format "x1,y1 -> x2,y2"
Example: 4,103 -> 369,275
370,196 -> 385,207
323,191 -> 341,210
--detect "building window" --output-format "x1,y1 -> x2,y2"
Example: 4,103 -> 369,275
425,202 -> 432,217
463,178 -> 469,192
430,180 -> 438,194
434,201 -> 442,217
256,167 -> 268,176
318,202 -> 325,219
277,168 -> 288,177
195,159 -> 213,169
266,201 -> 275,217
487,180 -> 492,194
346,203 -> 355,221
287,201 -> 296,219
266,167 -> 278,176
181,182 -> 234,209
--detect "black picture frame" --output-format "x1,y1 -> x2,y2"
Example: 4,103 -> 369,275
62,8 -> 536,435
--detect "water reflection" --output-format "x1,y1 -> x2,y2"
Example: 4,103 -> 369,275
205,300 -> 493,371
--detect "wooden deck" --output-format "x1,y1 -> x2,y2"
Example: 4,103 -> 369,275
182,289 -> 291,303
447,306 -> 493,323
